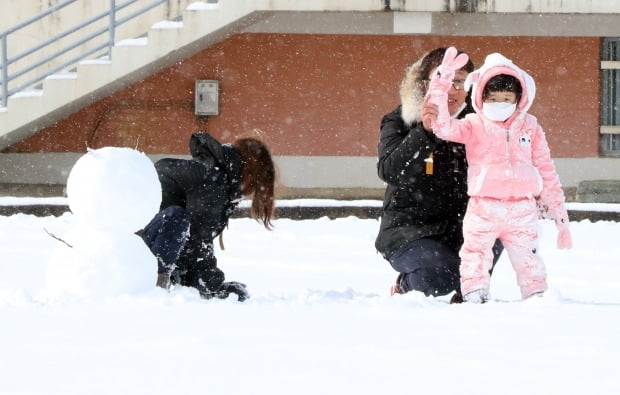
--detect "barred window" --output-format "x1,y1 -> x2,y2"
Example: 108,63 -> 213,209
601,38 -> 620,157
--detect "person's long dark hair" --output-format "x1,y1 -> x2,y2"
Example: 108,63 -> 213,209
233,137 -> 275,229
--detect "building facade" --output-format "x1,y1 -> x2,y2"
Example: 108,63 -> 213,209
1,1 -> 619,200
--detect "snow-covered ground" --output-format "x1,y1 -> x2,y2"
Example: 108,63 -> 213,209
1,202 -> 619,394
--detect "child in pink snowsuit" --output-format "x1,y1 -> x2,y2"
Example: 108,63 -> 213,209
427,48 -> 573,303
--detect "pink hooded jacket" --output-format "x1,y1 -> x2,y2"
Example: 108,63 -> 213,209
432,53 -> 567,218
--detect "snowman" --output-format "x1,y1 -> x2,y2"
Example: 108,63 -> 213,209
44,147 -> 161,299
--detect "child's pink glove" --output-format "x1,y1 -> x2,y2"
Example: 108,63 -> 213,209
555,217 -> 573,250
427,47 -> 469,99
427,47 -> 469,124
541,202 -> 572,249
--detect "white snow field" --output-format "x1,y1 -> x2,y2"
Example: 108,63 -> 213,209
0,206 -> 619,394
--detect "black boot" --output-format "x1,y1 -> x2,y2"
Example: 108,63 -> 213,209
449,290 -> 464,304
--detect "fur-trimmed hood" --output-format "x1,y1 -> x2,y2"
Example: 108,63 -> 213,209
399,55 -> 426,126
464,52 -> 536,114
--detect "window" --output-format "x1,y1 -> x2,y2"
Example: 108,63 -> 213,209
601,38 -> 620,157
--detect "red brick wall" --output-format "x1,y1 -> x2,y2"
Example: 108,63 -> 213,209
6,34 -> 599,158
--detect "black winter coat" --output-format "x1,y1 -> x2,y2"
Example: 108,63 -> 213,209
375,105 -> 470,259
155,132 -> 242,276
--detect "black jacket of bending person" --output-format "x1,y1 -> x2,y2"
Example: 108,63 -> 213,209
158,132 -> 242,243
141,132 -> 246,299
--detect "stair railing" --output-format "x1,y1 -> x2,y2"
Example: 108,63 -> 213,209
0,0 -> 166,107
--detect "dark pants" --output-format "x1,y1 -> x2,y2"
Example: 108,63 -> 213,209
140,205 -> 225,293
140,205 -> 191,274
389,237 -> 503,297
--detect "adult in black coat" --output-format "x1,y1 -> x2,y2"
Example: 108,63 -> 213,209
375,48 -> 502,302
141,131 -> 275,301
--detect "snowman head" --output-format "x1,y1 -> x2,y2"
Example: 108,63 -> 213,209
67,147 -> 161,233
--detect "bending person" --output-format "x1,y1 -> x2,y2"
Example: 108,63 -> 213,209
141,131 -> 275,301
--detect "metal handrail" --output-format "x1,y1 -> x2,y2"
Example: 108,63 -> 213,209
0,0 -> 166,107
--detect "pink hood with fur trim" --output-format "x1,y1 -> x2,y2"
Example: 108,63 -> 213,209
465,52 -> 537,115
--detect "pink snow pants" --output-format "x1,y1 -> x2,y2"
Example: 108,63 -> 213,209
460,196 -> 548,299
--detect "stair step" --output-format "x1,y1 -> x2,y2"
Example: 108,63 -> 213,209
75,58 -> 113,95
79,56 -> 111,65
43,73 -> 78,104
5,90 -> 45,129
111,40 -> 151,75
115,37 -> 149,47
45,72 -> 78,80
152,20 -> 184,29
9,89 -> 43,99
186,2 -> 219,11
182,1 -> 248,35
148,20 -> 185,55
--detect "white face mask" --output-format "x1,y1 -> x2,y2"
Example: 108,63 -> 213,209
482,102 -> 517,121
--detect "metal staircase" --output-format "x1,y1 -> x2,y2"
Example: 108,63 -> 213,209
0,0 -> 264,150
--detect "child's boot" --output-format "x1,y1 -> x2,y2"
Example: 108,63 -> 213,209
464,289 -> 488,303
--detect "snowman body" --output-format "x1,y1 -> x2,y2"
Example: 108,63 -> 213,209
45,147 -> 161,299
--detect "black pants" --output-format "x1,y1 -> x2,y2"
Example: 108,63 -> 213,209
140,205 -> 191,274
140,205 -> 224,292
389,237 -> 503,297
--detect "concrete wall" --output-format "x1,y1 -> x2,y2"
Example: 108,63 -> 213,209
388,0 -> 620,13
